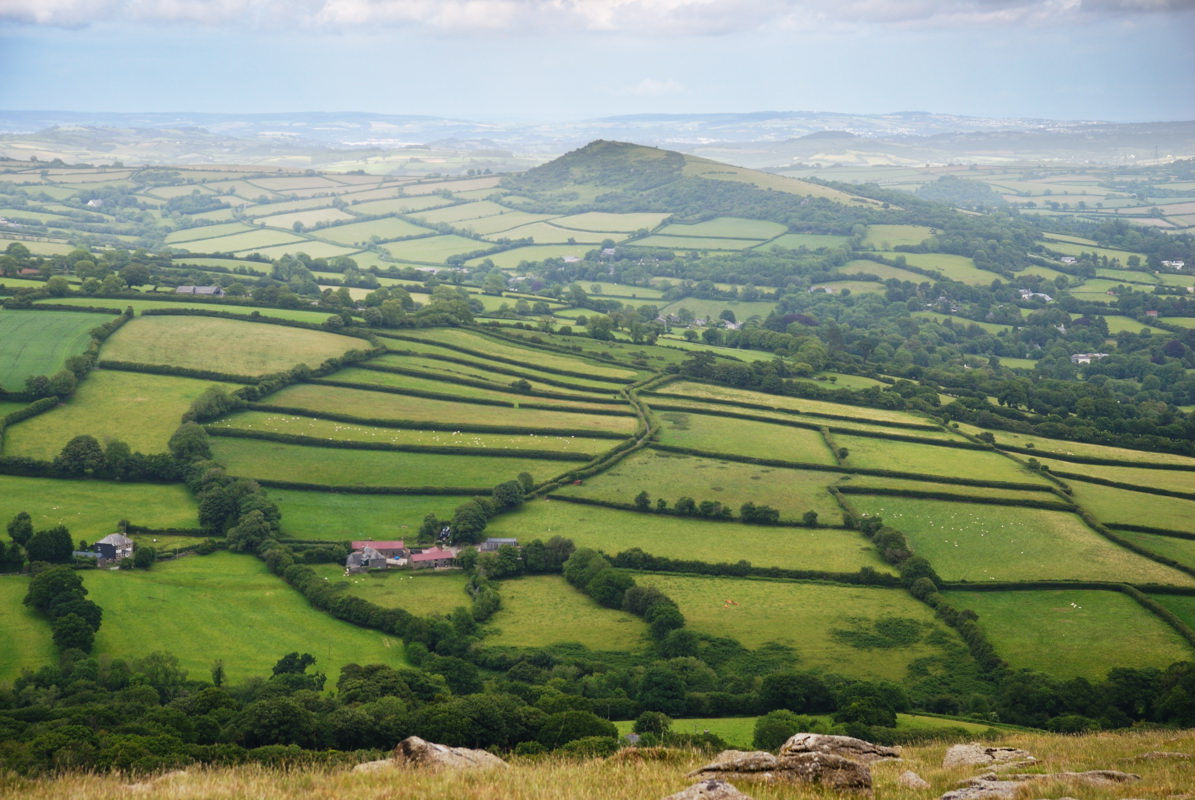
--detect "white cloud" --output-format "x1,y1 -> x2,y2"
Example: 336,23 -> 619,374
1,0 -> 1190,31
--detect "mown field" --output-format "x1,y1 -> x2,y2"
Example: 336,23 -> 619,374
100,316 -> 367,377
0,309 -> 110,390
849,496 -> 1195,585
0,475 -> 198,539
634,574 -> 965,681
943,589 -> 1193,678
484,575 -> 649,651
0,576 -> 59,679
653,409 -> 837,464
483,499 -> 893,573
79,552 -> 408,685
269,488 -> 463,541
311,566 -> 471,617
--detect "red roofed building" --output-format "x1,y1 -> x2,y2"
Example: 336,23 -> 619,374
410,547 -> 456,569
351,540 -> 405,558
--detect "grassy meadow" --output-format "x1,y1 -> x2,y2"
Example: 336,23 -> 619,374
653,409 -> 837,464
0,309 -> 110,391
81,552 -> 408,685
0,475 -> 198,539
311,566 -> 471,617
484,575 -> 649,651
270,488 -> 462,541
0,576 -> 57,680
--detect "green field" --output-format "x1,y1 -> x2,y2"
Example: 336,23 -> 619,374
633,235 -> 759,251
943,589 -> 1193,679
261,383 -> 638,435
82,552 -> 408,685
836,435 -> 1039,483
486,499 -> 891,573
312,566 -> 471,616
836,260 -> 930,282
896,253 -> 997,285
658,298 -> 777,322
849,496 -> 1195,585
164,221 -> 255,244
1151,594 -> 1195,634
835,474 -> 1056,504
553,211 -> 670,232
382,234 -> 489,263
759,233 -> 850,251
956,424 -> 1195,468
469,244 -> 594,268
0,309 -> 112,391
555,449 -> 843,522
635,574 -> 964,681
657,381 -> 934,426
3,370 -> 235,459
1045,460 -> 1195,495
1116,532 -> 1195,570
655,217 -> 787,240
391,329 -> 638,380
485,575 -> 649,651
372,353 -> 626,393
0,576 -> 57,681
270,488 -> 462,541
253,208 -> 356,230
862,225 -> 934,249
654,410 -> 836,465
1100,315 -> 1170,335
211,437 -> 573,489
100,316 -> 367,377
0,475 -> 198,539
214,410 -> 609,456
318,217 -> 434,244
34,296 -> 337,324
175,228 -> 308,255
1068,481 -> 1195,532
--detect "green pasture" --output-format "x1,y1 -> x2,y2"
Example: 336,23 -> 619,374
184,229 -> 310,255
632,235 -> 757,251
271,489 -> 461,541
243,196 -> 337,218
489,221 -> 611,245
1042,240 -> 1145,265
1044,460 -> 1195,495
0,309 -> 109,391
793,373 -> 890,392
211,437 -> 574,489
809,281 -> 886,295
215,410 -> 610,457
658,381 -> 937,427
373,352 -> 624,394
0,474 -> 198,539
636,574 -> 963,681
348,195 -> 453,216
458,210 -> 553,236
1015,264 -> 1070,282
255,208 -> 356,231
1116,532 -> 1195,570
835,434 -> 1039,483
659,298 -> 776,322
248,175 -> 347,192
863,225 -> 933,249
83,552 -> 407,685
759,233 -> 850,251
943,589 -> 1193,679
485,575 -> 649,652
657,217 -> 787,240
0,277 -> 50,290
0,207 -> 69,223
654,409 -> 836,465
833,474 -> 1056,504
554,448 -> 843,522
0,400 -> 28,418
311,566 -> 471,617
382,235 -> 490,263
1068,482 -> 1195,532
164,221 -> 255,244
318,217 -> 434,244
391,329 -> 639,380
409,200 -> 509,225
836,260 -> 928,282
1099,315 -> 1170,335
326,367 -> 629,413
850,496 -> 1194,585
654,336 -> 779,363
498,328 -> 704,371
1164,316 -> 1195,328
0,576 -> 57,682
586,281 -> 665,300
1151,594 -> 1195,634
990,356 -> 1039,370
262,383 -> 638,436
469,244 -> 593,268
246,241 -> 363,261
485,499 -> 893,574
1095,268 -> 1156,284
171,255 -> 268,271
100,316 -> 366,377
554,211 -> 670,233
35,296 -> 336,324
0,238 -> 76,255
955,423 -> 1195,468
898,253 -> 998,285
4,370 -> 234,459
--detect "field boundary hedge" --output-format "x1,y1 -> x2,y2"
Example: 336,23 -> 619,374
373,351 -> 624,394
1072,506 -> 1195,582
378,331 -> 635,384
610,548 -> 901,587
206,426 -> 594,461
643,389 -> 940,432
355,361 -> 619,402
649,443 -> 1055,492
996,443 -> 1195,471
544,492 -> 838,528
241,403 -> 628,439
1108,524 -> 1195,541
309,377 -> 636,417
834,485 -> 1075,511
254,479 -> 489,495
28,303 -> 126,314
1053,471 -> 1195,501
98,360 -> 260,384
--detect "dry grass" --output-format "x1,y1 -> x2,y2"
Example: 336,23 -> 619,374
3,728 -> 1193,800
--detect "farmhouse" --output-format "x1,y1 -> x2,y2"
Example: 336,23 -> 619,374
479,537 -> 518,552
1070,352 -> 1110,365
345,545 -> 386,573
94,533 -> 134,564
410,547 -> 456,569
1162,260 -> 1185,269
351,540 -> 405,558
175,285 -> 225,296
1018,288 -> 1053,303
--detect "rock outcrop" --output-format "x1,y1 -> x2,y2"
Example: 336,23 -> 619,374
353,736 -> 508,772
942,744 -> 1036,769
937,768 -> 1139,800
687,740 -> 873,792
781,733 -> 901,763
662,779 -> 755,800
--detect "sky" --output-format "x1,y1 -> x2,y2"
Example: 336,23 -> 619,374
0,0 -> 1193,122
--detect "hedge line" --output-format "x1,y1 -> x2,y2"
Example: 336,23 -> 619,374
1073,506 -> 1195,581
820,426 -> 844,466
206,426 -> 594,461
642,389 -> 940,432
478,325 -> 643,373
609,547 -> 901,587
650,443 -> 1053,492
310,377 -> 636,416
1120,585 -> 1195,651
99,360 -> 260,384
835,485 -> 1075,511
30,303 -> 126,314
378,331 -> 634,384
996,443 -> 1195,471
1053,471 -> 1195,502
1107,524 -> 1195,541
2,396 -> 58,428
545,493 -> 833,529
123,525 -> 210,537
359,359 -> 621,399
254,479 -> 489,495
243,403 -> 628,439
